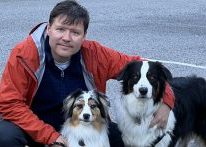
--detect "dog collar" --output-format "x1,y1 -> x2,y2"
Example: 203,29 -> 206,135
78,139 -> 85,146
134,117 -> 141,125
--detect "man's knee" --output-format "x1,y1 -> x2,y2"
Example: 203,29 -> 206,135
0,120 -> 28,146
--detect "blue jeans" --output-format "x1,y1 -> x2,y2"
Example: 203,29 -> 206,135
0,120 -> 44,147
0,120 -> 124,147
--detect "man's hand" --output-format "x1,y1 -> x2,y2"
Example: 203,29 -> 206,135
50,135 -> 67,147
56,136 -> 66,144
149,103 -> 171,129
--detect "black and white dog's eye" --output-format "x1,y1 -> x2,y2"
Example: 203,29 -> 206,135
90,105 -> 97,109
133,73 -> 140,80
146,72 -> 153,79
148,74 -> 156,81
150,75 -> 155,80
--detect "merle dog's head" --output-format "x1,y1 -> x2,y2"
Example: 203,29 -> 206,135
63,89 -> 110,126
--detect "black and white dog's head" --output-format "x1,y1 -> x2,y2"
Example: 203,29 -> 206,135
63,89 -> 110,127
118,60 -> 172,105
116,61 -> 174,146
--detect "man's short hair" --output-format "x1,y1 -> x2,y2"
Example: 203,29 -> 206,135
49,0 -> 90,33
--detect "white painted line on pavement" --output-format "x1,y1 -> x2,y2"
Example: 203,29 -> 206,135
145,58 -> 206,69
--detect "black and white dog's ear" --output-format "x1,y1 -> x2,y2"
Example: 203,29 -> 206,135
117,61 -> 133,81
63,89 -> 83,119
117,60 -> 142,81
117,67 -> 126,81
156,61 -> 173,81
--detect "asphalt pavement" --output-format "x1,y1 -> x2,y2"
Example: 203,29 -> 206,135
0,0 -> 206,146
0,0 -> 206,78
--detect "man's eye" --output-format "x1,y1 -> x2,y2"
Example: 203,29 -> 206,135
56,28 -> 64,31
72,31 -> 80,35
90,105 -> 97,109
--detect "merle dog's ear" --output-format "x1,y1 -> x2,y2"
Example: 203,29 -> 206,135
63,95 -> 75,120
97,92 -> 110,107
156,62 -> 173,81
96,91 -> 110,119
63,89 -> 83,119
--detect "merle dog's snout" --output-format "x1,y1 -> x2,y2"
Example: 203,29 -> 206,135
83,113 -> 90,120
139,87 -> 148,95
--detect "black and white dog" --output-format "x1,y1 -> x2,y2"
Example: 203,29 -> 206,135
60,89 -> 110,147
116,60 -> 206,147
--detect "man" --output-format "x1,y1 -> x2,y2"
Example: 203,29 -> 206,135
0,0 -> 174,146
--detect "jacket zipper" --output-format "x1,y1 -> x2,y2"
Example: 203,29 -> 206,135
61,70 -> 64,78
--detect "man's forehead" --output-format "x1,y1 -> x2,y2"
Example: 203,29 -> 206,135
54,15 -> 84,26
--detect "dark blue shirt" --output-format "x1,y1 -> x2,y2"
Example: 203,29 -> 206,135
31,36 -> 88,131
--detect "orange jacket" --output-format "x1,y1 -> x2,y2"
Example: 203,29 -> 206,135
0,23 -> 174,144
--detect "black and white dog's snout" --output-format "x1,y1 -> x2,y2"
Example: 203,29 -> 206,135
139,87 -> 148,96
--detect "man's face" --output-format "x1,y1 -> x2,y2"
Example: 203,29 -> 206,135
47,15 -> 86,62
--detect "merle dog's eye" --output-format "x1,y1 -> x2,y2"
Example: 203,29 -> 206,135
90,105 -> 97,109
76,104 -> 83,109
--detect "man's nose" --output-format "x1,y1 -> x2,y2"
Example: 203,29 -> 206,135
62,31 -> 72,41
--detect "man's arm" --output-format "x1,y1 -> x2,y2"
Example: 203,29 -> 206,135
150,82 -> 175,128
0,49 -> 60,144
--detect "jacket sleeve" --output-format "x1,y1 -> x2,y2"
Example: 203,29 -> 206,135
162,82 -> 175,109
94,42 -> 143,79
0,48 -> 60,144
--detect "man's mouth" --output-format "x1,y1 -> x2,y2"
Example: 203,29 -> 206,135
58,44 -> 73,48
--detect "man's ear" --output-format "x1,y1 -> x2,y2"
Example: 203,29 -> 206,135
83,31 -> 87,40
46,24 -> 51,35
